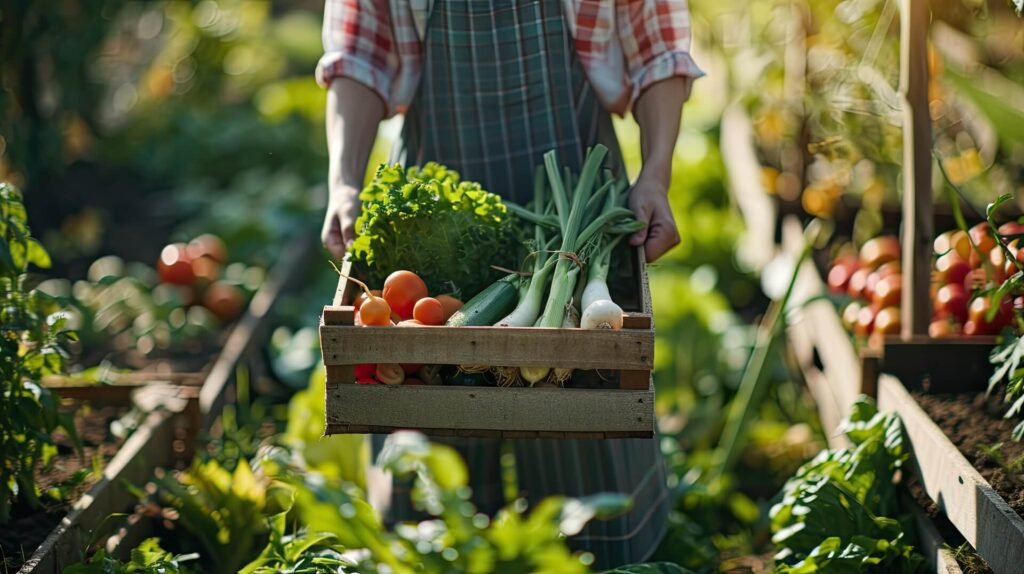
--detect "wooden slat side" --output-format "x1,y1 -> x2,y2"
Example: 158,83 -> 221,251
325,423 -> 650,440
18,410 -> 177,574
721,105 -> 778,272
326,385 -> 654,434
802,366 -> 851,450
878,375 -> 1024,574
322,306 -> 357,388
905,492 -> 965,574
333,259 -> 353,306
320,325 -> 654,370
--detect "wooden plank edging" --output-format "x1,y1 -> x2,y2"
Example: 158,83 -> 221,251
878,374 -> 1024,574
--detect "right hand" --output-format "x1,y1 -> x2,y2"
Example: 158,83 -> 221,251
321,185 -> 361,260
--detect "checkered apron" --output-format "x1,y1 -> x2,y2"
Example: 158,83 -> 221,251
374,0 -> 670,567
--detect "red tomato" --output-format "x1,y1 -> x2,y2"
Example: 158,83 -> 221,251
203,281 -> 245,322
413,297 -> 445,325
847,268 -> 870,300
827,263 -> 856,295
872,306 -> 902,335
859,236 -> 900,270
967,296 -> 1013,334
855,305 -> 877,337
404,378 -> 425,386
963,320 -> 983,336
872,274 -> 902,308
969,223 -> 997,268
187,234 -> 228,264
382,271 -> 428,320
401,363 -> 422,375
999,221 -> 1024,237
934,284 -> 968,323
935,253 -> 970,286
933,231 -> 953,256
355,364 -> 376,379
158,243 -> 194,285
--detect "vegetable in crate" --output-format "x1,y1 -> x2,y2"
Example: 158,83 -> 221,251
348,163 -> 519,299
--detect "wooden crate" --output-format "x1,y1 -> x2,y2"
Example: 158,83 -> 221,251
320,248 -> 655,439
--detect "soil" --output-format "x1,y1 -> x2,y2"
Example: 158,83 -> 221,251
907,477 -> 993,574
912,390 -> 1024,519
0,403 -> 129,572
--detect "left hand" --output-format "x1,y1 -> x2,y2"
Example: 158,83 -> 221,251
628,174 -> 680,263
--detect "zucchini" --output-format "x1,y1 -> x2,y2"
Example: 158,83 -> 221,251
445,275 -> 520,327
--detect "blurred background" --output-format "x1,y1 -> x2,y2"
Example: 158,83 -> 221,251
1,0 -> 1022,572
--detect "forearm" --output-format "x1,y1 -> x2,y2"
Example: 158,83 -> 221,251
634,77 -> 688,186
327,78 -> 385,192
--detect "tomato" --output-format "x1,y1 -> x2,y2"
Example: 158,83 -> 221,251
999,221 -> 1024,238
928,318 -> 958,338
191,256 -> 220,288
354,289 -> 382,311
988,248 -> 1008,283
963,268 -> 994,292
934,231 -> 953,256
934,284 -> 968,323
841,302 -> 862,331
158,243 -> 194,285
413,297 -> 445,325
382,270 -> 428,320
935,252 -> 970,286
187,234 -> 228,264
359,295 -> 392,326
854,305 -> 877,337
859,236 -> 900,270
968,223 -> 996,268
404,378 -> 425,385
355,364 -> 376,379
827,263 -> 857,295
872,306 -> 902,336
376,364 -> 405,385
435,294 -> 464,322
963,320 -> 983,336
203,281 -> 245,322
847,268 -> 870,300
946,230 -> 971,261
967,296 -> 1013,334
872,274 -> 902,308
401,363 -> 422,375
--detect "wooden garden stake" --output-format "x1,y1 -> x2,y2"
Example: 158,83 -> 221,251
899,0 -> 933,338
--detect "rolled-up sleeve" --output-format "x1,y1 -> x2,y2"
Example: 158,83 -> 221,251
316,0 -> 401,107
617,0 -> 704,107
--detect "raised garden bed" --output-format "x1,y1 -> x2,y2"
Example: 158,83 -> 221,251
10,236 -> 315,573
320,247 -> 656,439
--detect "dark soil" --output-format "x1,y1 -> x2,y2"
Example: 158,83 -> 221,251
906,477 -> 993,574
912,390 -> 1024,518
0,403 -> 129,572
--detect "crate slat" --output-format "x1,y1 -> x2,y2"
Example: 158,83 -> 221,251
320,323 -> 653,371
326,383 -> 654,436
878,374 -> 1024,574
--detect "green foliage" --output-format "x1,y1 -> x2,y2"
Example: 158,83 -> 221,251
258,431 -> 632,574
149,458 -> 292,574
64,538 -> 197,574
0,183 -> 76,522
349,163 -> 520,299
988,333 -> 1024,439
769,398 -> 923,573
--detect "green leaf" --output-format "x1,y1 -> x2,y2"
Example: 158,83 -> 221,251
25,239 -> 51,269
603,563 -> 695,574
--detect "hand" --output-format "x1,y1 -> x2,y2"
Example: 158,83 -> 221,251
628,175 -> 680,263
321,185 -> 361,260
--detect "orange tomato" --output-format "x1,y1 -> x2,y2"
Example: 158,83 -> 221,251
187,234 -> 228,264
191,256 -> 220,288
949,230 -> 972,260
872,274 -> 902,308
413,297 -> 445,325
203,281 -> 245,322
436,294 -> 464,322
968,223 -> 996,267
872,306 -> 902,335
382,270 -> 428,319
859,236 -> 900,270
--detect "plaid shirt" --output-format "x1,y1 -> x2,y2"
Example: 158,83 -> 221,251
317,0 -> 704,116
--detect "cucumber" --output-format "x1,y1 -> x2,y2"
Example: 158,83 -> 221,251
445,275 -> 520,327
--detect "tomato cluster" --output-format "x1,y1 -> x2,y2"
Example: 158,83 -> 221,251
349,270 -> 463,386
828,222 -> 1024,342
156,234 -> 247,323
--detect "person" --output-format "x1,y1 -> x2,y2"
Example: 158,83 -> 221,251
317,0 -> 702,567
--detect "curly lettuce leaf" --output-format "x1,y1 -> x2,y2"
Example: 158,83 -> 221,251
348,163 -> 520,298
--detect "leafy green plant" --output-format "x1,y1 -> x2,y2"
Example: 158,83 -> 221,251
0,182 -> 77,522
148,458 -> 291,574
769,398 -> 923,573
977,442 -> 1024,484
258,431 -> 632,574
349,162 -> 520,298
64,537 -> 197,574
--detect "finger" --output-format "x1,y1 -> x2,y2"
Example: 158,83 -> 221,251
643,212 -> 680,263
630,201 -> 652,247
323,217 -> 347,260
